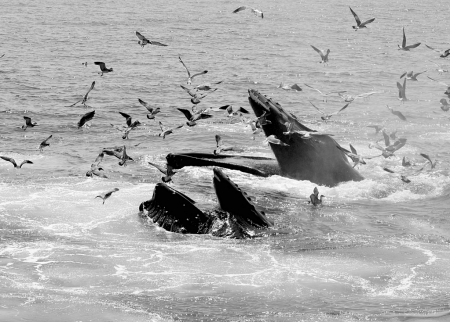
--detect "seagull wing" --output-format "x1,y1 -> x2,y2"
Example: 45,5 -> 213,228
349,7 -> 361,26
237,107 -> 249,114
333,103 -> 350,115
360,18 -> 375,27
382,131 -> 390,147
138,98 -> 153,113
135,31 -> 146,41
78,110 -> 95,128
233,6 -> 249,13
402,27 -> 406,48
94,62 -> 106,70
420,153 -> 433,164
41,134 -> 53,145
387,138 -> 407,152
0,156 -> 17,167
413,70 -> 427,77
310,45 -> 324,58
177,108 -> 193,120
304,83 -> 324,95
425,44 -> 440,53
180,84 -> 196,97
427,76 -> 449,87
178,56 -> 190,78
158,121 -> 165,132
150,40 -> 168,47
190,70 -> 208,80
405,43 -> 421,49
309,101 -> 325,115
23,116 -> 32,126
19,160 -> 33,168
349,144 -> 357,155
383,167 -> 395,174
85,81 -> 95,98
148,161 -> 167,175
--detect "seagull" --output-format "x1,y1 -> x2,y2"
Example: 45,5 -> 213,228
338,91 -> 383,102
386,105 -> 406,121
78,110 -> 95,128
21,116 -> 38,130
158,121 -> 183,139
309,101 -> 350,121
249,121 -> 262,140
425,45 -> 450,58
427,76 -> 450,94
102,145 -> 133,166
304,84 -> 346,102
119,112 -> 140,128
336,144 -> 379,167
148,162 -> 177,183
0,156 -> 33,168
177,108 -> 212,126
138,99 -> 161,119
39,135 -> 52,151
396,78 -> 407,102
367,125 -> 385,134
94,62 -> 113,76
232,6 -> 264,18
420,153 -> 437,169
194,81 -> 223,91
264,135 -> 289,146
429,61 -> 448,73
278,83 -> 302,91
398,27 -> 421,51
86,152 -> 107,178
383,167 -> 411,183
399,71 -> 426,81
310,45 -> 330,64
96,188 -> 119,205
440,99 -> 450,111
0,54 -> 5,59
402,156 -> 412,167
68,81 -> 95,107
135,31 -> 168,49
217,105 -> 249,117
283,122 -> 332,140
308,187 -> 325,206
180,84 -> 217,105
349,7 -> 375,30
178,56 -> 208,85
255,111 -> 272,126
213,135 -> 243,155
369,137 -> 407,158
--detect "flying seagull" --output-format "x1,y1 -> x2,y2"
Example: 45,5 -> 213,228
396,78 -> 407,102
138,98 -> 161,119
399,71 -> 426,81
369,137 -> 407,158
309,101 -> 350,121
158,121 -> 183,139
135,31 -> 168,49
96,188 -> 119,205
386,105 -> 406,121
39,135 -> 52,152
21,116 -> 38,130
304,83 -> 345,101
232,6 -> 264,18
310,45 -> 330,64
178,56 -> 208,85
398,27 -> 421,51
336,144 -> 377,168
78,110 -> 95,128
264,135 -> 289,146
367,125 -> 385,134
68,81 -> 95,107
420,153 -> 437,169
425,45 -> 450,58
0,156 -> 33,168
94,62 -> 113,76
349,7 -> 375,30
180,84 -> 217,104
177,108 -> 212,127
86,152 -> 108,178
147,162 -> 177,183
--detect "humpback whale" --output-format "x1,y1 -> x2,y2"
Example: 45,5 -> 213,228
166,89 -> 364,187
139,168 -> 273,238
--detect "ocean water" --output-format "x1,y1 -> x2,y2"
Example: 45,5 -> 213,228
1,0 -> 450,321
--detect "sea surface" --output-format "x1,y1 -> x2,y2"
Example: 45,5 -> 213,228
1,0 -> 450,321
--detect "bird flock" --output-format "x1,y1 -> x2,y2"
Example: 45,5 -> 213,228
1,5 -> 448,206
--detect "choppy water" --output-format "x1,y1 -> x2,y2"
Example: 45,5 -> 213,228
1,0 -> 450,321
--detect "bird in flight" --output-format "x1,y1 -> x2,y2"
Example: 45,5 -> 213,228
383,168 -> 411,183
180,84 -> 217,105
370,136 -> 407,158
147,162 -> 177,183
309,101 -> 350,121
96,188 -> 119,205
68,81 -> 95,107
138,99 -> 161,120
177,107 -> 212,127
0,156 -> 33,168
264,135 -> 289,146
310,45 -> 330,64
158,121 -> 184,139
336,144 -> 379,168
386,105 -> 406,121
135,31 -> 168,49
399,71 -> 426,81
232,6 -> 264,18
178,56 -> 208,85
396,78 -> 407,102
425,45 -> 450,58
304,83 -> 345,101
94,62 -> 113,76
39,135 -> 53,152
22,116 -> 38,130
398,27 -> 421,51
349,7 -> 375,30
78,110 -> 95,128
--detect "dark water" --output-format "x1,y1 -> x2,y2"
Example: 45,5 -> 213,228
1,0 -> 450,321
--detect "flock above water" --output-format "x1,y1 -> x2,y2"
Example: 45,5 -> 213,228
0,5 -> 448,207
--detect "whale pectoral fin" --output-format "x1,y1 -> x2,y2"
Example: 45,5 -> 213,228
139,183 -> 213,234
